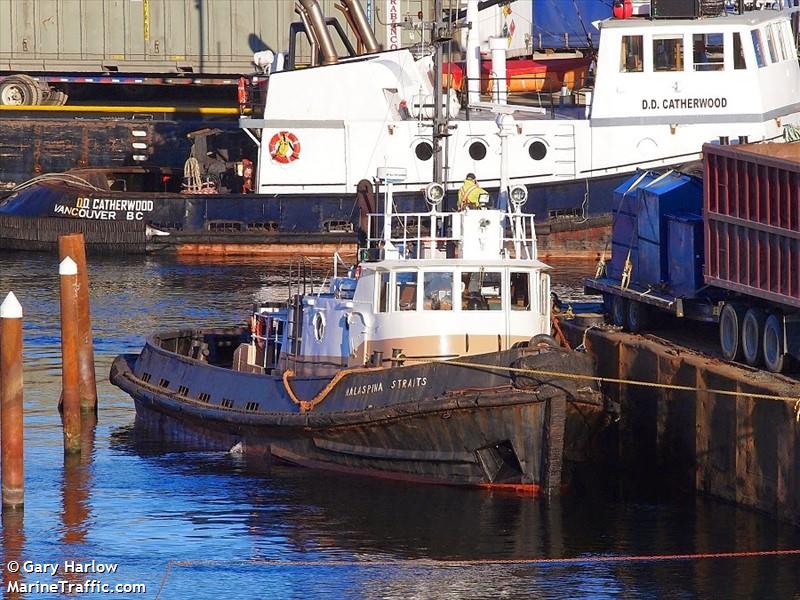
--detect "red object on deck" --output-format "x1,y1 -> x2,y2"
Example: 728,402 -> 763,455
442,56 -> 591,94
612,0 -> 634,18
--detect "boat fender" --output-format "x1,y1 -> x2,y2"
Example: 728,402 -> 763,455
354,265 -> 362,279
269,131 -> 301,164
251,316 -> 267,349
242,158 -> 254,193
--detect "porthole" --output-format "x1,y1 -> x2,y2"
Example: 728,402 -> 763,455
313,312 -> 326,341
468,141 -> 487,161
528,140 -> 547,161
415,142 -> 434,161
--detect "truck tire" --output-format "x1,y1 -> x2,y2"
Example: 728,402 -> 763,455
627,300 -> 649,333
741,307 -> 765,367
0,75 -> 43,106
719,303 -> 746,362
611,295 -> 628,329
762,313 -> 785,373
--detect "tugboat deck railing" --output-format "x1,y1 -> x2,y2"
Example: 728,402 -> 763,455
365,210 -> 537,260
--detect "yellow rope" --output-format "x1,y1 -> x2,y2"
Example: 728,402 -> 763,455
400,357 -> 800,405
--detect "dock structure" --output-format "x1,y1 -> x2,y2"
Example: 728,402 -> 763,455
0,292 -> 24,510
58,233 -> 97,411
564,321 -> 800,525
59,256 -> 82,454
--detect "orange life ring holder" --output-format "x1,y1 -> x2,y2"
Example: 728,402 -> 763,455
269,131 -> 301,164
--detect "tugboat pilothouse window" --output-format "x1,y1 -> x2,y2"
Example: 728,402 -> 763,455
765,25 -> 778,63
395,272 -> 418,311
692,33 -> 723,71
733,32 -> 746,70
378,272 -> 390,313
510,272 -> 531,311
423,272 -> 453,310
653,35 -> 684,72
752,29 -> 766,67
772,23 -> 789,62
620,35 -> 643,72
462,271 -> 502,311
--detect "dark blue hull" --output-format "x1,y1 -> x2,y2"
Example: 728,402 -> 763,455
0,167 -> 625,254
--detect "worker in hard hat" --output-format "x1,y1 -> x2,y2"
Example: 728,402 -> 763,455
457,173 -> 487,210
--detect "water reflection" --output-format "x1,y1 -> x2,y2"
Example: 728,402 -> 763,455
61,412 -> 96,545
109,421 -> 800,599
0,251 -> 797,599
2,510 -> 25,600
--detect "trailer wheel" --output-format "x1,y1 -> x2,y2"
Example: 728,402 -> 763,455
611,295 -> 628,328
762,313 -> 785,373
0,75 -> 42,106
627,300 -> 649,333
741,308 -> 766,367
719,303 -> 746,362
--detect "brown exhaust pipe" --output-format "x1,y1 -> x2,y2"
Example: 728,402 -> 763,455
297,0 -> 338,65
341,0 -> 381,54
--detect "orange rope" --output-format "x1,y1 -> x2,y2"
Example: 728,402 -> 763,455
551,315 -> 571,350
165,548 -> 800,569
282,365 -> 381,412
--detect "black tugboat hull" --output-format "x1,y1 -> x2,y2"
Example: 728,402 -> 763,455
110,329 -> 605,492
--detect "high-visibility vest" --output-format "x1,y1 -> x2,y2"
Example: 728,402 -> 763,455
458,180 -> 485,209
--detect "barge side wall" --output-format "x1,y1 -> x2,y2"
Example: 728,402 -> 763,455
577,325 -> 800,524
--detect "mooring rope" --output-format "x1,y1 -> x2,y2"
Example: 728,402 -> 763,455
398,356 -> 800,410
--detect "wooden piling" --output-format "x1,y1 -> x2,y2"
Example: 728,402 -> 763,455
59,257 -> 81,454
1,292 -> 24,510
58,233 -> 97,411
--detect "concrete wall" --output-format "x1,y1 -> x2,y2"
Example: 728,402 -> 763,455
583,328 -> 800,524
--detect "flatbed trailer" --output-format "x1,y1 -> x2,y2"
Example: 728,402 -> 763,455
584,277 -> 719,324
586,142 -> 800,373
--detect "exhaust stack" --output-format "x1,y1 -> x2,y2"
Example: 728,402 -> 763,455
340,0 -> 381,54
296,0 -> 338,65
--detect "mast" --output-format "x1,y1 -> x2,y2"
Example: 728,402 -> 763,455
431,0 -> 450,189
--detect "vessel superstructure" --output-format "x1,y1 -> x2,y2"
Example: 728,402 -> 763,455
245,0 -> 800,220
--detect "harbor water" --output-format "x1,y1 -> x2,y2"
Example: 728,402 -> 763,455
0,252 -> 798,599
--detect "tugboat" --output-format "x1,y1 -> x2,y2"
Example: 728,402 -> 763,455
110,139 -> 606,490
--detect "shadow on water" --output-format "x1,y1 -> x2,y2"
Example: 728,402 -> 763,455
107,418 -> 800,599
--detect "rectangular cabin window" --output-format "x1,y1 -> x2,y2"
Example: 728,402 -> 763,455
692,33 -> 724,71
752,29 -> 766,67
423,272 -> 454,311
733,32 -> 747,70
394,272 -> 418,311
620,35 -> 643,72
653,35 -> 684,72
765,26 -> 778,63
540,274 -> 550,316
461,271 -> 502,311
510,272 -> 531,311
377,272 -> 390,313
773,23 -> 788,62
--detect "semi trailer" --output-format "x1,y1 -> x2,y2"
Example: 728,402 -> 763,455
585,141 -> 800,373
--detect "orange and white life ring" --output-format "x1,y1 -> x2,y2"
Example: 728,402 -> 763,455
269,131 -> 301,164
